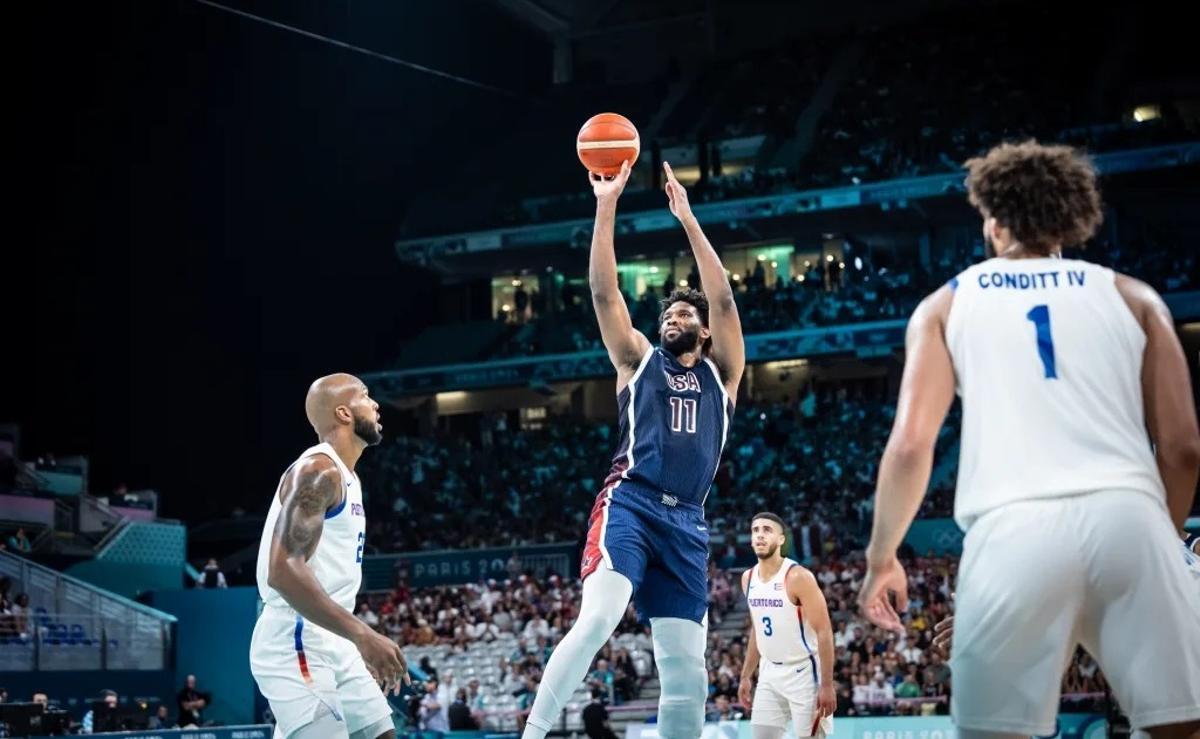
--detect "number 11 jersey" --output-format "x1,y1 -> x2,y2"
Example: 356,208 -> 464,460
606,346 -> 734,507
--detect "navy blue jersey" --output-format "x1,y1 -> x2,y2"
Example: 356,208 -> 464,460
605,347 -> 734,506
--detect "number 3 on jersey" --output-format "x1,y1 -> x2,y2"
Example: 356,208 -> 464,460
1026,305 -> 1058,379
761,616 -> 773,636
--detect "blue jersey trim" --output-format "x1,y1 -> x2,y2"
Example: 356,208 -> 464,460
325,492 -> 347,519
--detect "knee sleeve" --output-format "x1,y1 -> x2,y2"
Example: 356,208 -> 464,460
652,617 -> 708,739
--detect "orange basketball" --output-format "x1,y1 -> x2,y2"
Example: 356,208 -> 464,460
576,113 -> 640,176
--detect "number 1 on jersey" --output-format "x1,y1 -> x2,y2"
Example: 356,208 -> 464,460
1026,305 -> 1058,379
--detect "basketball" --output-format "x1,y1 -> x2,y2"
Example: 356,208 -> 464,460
576,112 -> 640,176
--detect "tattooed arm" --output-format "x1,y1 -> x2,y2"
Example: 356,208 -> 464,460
267,455 -> 406,685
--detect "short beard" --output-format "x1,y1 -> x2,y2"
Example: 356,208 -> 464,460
754,545 -> 778,561
353,415 -> 383,446
662,327 -> 701,356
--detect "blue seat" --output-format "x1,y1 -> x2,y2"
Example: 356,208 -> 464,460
68,624 -> 87,645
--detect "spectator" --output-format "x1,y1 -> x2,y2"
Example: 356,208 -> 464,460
6,528 -> 31,555
466,678 -> 487,727
851,674 -> 871,714
9,593 -> 30,637
447,688 -> 477,730
31,692 -> 49,707
515,675 -> 539,732
866,672 -> 895,714
705,694 -> 743,722
176,674 -> 209,727
148,704 -> 173,730
356,602 -> 380,628
895,668 -> 922,699
81,690 -> 118,734
581,688 -> 619,739
419,679 -> 448,732
588,659 -> 615,700
196,559 -> 227,589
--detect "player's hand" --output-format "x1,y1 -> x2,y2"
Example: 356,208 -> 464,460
933,615 -> 954,655
354,628 -> 409,692
816,683 -> 836,718
737,676 -> 753,710
857,554 -> 908,634
662,162 -> 694,222
590,159 -> 632,203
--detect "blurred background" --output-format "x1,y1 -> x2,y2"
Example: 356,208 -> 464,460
3,0 -> 1196,736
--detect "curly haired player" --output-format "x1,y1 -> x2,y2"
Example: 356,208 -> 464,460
858,141 -> 1200,739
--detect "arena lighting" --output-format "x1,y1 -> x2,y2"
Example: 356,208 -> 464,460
649,266 -> 659,273
502,304 -> 511,311
839,262 -> 846,269
765,359 -> 808,370
771,261 -> 778,268
798,275 -> 806,282
512,279 -> 521,287
855,257 -> 863,270
757,255 -> 767,262
679,280 -> 688,287
731,274 -> 741,281
1133,105 -> 1161,122
826,254 -> 834,262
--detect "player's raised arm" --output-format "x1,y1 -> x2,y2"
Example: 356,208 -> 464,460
1115,275 -> 1200,530
589,160 -> 652,377
663,162 -> 744,396
788,567 -> 836,719
268,456 -> 407,688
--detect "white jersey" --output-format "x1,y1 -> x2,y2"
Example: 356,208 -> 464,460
746,559 -> 818,666
256,443 -> 365,612
945,257 -> 1165,530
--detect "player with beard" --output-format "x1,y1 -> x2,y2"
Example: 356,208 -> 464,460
251,374 -> 407,739
522,161 -> 745,739
738,513 -> 835,739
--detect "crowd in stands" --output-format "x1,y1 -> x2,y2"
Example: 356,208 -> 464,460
401,2 -> 1193,238
490,235 -> 1196,362
356,555 -> 1109,726
360,384 -> 959,556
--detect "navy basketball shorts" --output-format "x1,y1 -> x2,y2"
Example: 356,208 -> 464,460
580,480 -> 710,624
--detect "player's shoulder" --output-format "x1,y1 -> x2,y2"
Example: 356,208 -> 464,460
783,561 -> 817,587
1112,271 -> 1171,324
293,452 -> 339,477
284,454 -> 342,496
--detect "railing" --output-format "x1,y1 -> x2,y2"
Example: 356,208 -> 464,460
0,611 -> 173,671
0,551 -> 175,671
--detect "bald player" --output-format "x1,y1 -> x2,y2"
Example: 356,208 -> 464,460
250,374 -> 407,739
